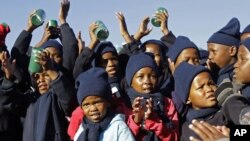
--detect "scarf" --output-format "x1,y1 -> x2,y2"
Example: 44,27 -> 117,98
78,110 -> 115,141
108,76 -> 122,98
186,107 -> 219,122
23,90 -> 68,141
127,88 -> 174,141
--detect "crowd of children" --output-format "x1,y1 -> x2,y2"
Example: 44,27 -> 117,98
1,0 -> 250,141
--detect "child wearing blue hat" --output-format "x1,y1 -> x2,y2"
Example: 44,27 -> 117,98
241,24 -> 250,41
173,62 -> 228,141
125,52 -> 179,141
74,67 -> 135,141
207,17 -> 240,85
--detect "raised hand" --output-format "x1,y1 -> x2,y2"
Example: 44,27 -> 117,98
35,50 -> 59,80
77,31 -> 85,55
34,23 -> 53,48
88,22 -> 99,50
115,12 -> 133,43
0,51 -> 16,80
26,11 -> 43,33
134,16 -> 152,41
59,0 -> 70,24
154,11 -> 169,35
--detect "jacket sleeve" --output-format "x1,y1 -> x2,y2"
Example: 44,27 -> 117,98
60,23 -> 78,73
11,30 -> 32,80
50,72 -> 77,116
73,47 -> 94,79
160,31 -> 176,48
144,98 -> 179,141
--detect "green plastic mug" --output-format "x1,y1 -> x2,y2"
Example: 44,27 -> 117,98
151,7 -> 168,27
28,47 -> 43,74
30,9 -> 46,26
48,19 -> 58,28
94,20 -> 109,41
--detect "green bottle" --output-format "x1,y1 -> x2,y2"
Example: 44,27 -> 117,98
151,7 -> 168,27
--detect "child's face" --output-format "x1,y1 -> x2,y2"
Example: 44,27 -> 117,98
81,96 -> 110,123
207,43 -> 235,69
145,43 -> 162,67
99,52 -> 119,77
234,45 -> 250,83
175,48 -> 200,69
188,72 -> 217,110
131,67 -> 158,94
241,33 -> 250,41
45,47 -> 62,65
32,72 -> 51,95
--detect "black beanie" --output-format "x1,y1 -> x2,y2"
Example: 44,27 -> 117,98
207,17 -> 240,47
167,36 -> 199,63
174,62 -> 210,104
125,52 -> 158,85
75,67 -> 112,105
241,37 -> 250,51
40,40 -> 63,55
140,39 -> 168,58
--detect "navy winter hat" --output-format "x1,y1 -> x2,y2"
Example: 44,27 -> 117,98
75,67 -> 112,105
174,62 -> 210,103
167,36 -> 199,63
125,52 -> 158,85
140,39 -> 168,57
207,17 -> 240,47
40,40 -> 63,55
93,41 -> 118,66
199,49 -> 209,65
242,24 -> 250,34
241,37 -> 250,51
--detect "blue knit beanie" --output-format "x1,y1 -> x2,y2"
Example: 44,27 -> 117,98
199,49 -> 209,65
242,24 -> 250,34
75,67 -> 112,105
125,52 -> 158,85
93,41 -> 118,66
167,36 -> 199,63
40,40 -> 63,55
241,37 -> 250,51
207,17 -> 240,47
140,39 -> 168,57
173,62 -> 210,104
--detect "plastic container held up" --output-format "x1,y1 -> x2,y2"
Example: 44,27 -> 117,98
151,7 -> 168,27
28,47 -> 44,74
30,9 -> 46,26
94,20 -> 109,41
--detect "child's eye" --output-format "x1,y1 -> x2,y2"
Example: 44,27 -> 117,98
82,104 -> 90,109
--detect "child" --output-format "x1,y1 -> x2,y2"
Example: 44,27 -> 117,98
173,62 -> 228,141
241,24 -> 250,41
125,52 -> 179,141
167,35 -> 200,73
74,67 -> 135,141
207,17 -> 240,85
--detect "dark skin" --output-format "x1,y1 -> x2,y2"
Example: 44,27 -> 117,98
33,50 -> 59,95
168,48 -> 200,74
187,72 -> 217,110
144,43 -> 162,67
241,33 -> 250,41
81,96 -> 110,123
189,120 -> 229,141
131,67 -> 156,124
98,52 -> 119,78
233,45 -> 250,84
207,43 -> 236,69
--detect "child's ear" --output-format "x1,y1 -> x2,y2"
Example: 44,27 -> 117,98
186,98 -> 191,105
229,46 -> 237,57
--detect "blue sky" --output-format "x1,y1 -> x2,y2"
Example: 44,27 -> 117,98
1,0 -> 250,51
